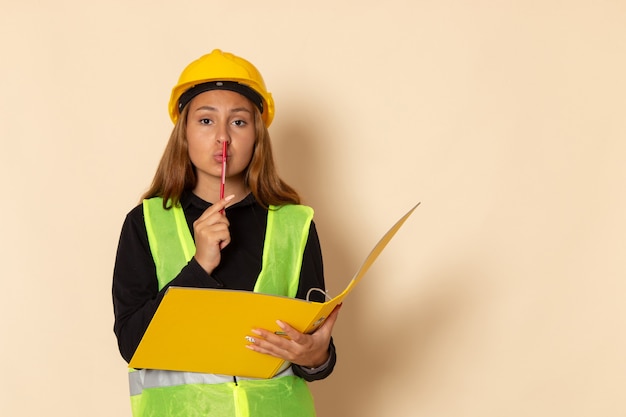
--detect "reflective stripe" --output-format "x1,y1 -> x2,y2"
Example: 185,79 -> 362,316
129,367 -> 295,396
173,203 -> 194,261
233,384 -> 249,416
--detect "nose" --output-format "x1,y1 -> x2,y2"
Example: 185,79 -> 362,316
216,123 -> 231,145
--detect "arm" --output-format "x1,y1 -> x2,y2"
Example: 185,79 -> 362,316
111,205 -> 223,363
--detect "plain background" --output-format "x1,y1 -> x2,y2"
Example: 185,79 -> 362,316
2,1 -> 625,416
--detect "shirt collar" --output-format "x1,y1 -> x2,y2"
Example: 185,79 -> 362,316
181,189 -> 257,211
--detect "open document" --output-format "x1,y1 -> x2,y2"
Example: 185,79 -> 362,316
129,202 -> 420,378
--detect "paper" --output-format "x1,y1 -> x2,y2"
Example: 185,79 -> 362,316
129,202 -> 420,378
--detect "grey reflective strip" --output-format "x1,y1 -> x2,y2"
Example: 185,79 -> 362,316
129,367 -> 295,396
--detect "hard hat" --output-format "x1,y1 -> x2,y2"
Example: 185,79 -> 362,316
168,49 -> 275,126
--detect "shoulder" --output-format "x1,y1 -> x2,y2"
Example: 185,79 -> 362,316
115,203 -> 151,251
270,203 -> 314,216
120,203 -> 146,234
125,202 -> 145,221
122,197 -> 171,231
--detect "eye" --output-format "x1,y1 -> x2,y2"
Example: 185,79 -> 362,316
199,118 -> 212,125
232,119 -> 248,127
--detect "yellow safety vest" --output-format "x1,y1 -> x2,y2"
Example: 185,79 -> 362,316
129,197 -> 316,417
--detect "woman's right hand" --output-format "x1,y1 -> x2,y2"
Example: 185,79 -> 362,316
192,194 -> 235,274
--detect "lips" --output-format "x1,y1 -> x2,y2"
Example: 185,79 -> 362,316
213,153 -> 229,162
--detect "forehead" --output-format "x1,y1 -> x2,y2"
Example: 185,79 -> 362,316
189,89 -> 255,110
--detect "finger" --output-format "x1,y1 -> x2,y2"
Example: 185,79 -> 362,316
316,304 -> 342,334
194,222 -> 231,247
250,327 -> 295,348
245,333 -> 292,360
246,342 -> 286,360
196,194 -> 235,222
274,320 -> 307,344
219,234 -> 231,250
303,304 -> 342,340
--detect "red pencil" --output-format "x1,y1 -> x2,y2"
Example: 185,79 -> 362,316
220,141 -> 227,213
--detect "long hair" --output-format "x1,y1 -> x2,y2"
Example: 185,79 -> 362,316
142,104 -> 300,209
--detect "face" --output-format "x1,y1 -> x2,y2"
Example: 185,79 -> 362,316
186,89 -> 256,195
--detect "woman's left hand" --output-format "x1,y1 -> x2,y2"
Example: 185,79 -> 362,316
246,304 -> 341,368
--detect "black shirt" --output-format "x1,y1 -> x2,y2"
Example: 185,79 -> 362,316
112,191 -> 335,380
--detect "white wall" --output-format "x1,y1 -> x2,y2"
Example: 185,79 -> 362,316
1,1 -> 625,416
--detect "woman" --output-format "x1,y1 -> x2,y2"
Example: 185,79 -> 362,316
112,49 -> 339,417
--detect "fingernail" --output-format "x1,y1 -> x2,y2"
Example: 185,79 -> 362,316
276,320 -> 286,329
225,194 -> 235,202
245,336 -> 255,343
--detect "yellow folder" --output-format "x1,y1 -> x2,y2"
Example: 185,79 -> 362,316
129,203 -> 420,378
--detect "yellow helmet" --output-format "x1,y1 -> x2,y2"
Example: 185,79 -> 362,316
168,49 -> 275,126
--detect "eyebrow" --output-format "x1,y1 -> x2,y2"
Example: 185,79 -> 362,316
193,106 -> 253,114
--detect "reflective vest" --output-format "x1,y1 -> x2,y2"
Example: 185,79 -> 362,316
130,197 -> 316,417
